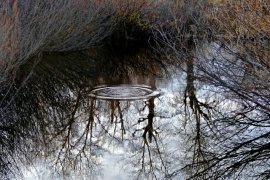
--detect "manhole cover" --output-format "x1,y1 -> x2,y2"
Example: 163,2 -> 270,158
89,85 -> 160,100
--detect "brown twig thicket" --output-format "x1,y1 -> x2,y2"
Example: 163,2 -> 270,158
0,0 -> 269,179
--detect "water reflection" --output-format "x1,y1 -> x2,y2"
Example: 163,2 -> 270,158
9,48 -> 184,179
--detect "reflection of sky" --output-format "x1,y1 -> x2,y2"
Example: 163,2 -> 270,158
15,44 -> 257,180
101,153 -> 129,180
14,44 -> 246,180
12,40 -> 264,180
19,70 -> 188,180
17,69 -> 249,179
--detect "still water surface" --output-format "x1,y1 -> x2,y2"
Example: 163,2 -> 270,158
11,49 -> 191,179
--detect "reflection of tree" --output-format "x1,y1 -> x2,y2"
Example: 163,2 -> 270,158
0,47 -> 166,178
50,92 -> 169,179
86,95 -> 170,179
41,90 -> 102,177
158,0 -> 270,179
35,50 -> 163,177
130,97 -> 168,179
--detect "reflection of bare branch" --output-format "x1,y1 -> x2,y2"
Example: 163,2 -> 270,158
109,100 -> 116,123
184,57 -> 210,165
54,91 -> 82,165
130,98 -> 168,179
117,101 -> 126,140
88,98 -> 95,144
142,98 -> 155,143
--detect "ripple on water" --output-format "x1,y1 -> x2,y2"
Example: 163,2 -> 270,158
89,84 -> 160,100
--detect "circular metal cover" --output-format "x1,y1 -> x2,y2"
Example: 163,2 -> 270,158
89,84 -> 160,100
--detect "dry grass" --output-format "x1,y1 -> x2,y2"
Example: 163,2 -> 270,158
0,0 -> 171,82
